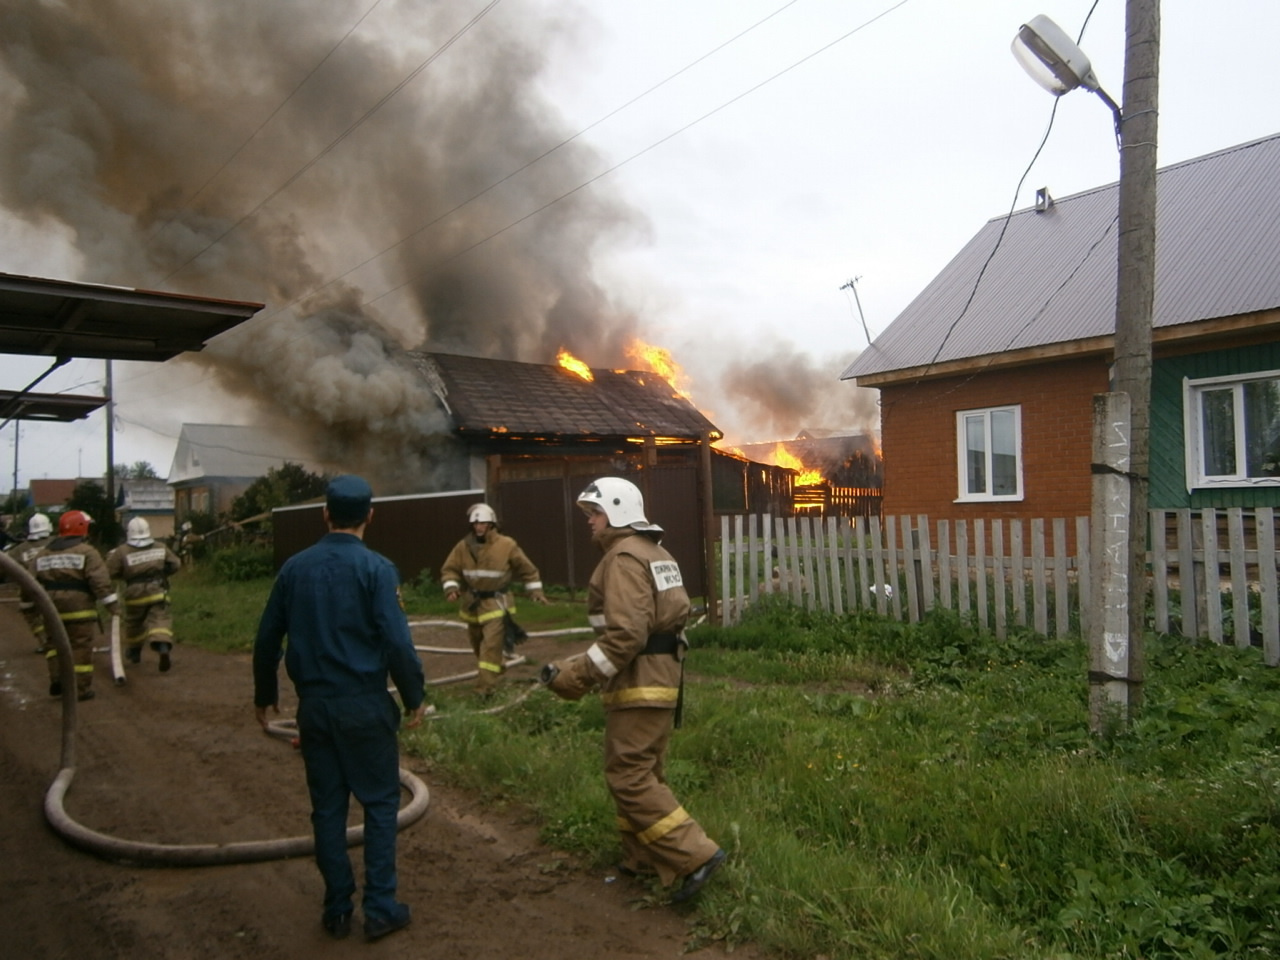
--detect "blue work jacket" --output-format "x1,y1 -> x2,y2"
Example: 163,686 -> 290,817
253,532 -> 425,710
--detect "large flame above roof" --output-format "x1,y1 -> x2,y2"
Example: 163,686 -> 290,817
625,338 -> 692,401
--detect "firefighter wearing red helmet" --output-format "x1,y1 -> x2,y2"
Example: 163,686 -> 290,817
106,517 -> 182,672
439,503 -> 548,695
25,510 -> 120,701
540,477 -> 725,903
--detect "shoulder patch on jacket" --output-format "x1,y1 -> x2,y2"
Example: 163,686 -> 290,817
650,560 -> 683,590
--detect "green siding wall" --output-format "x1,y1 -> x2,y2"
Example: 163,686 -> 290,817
1151,341 -> 1280,509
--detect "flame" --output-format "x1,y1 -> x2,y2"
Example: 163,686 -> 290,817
625,338 -> 691,400
556,347 -> 593,381
772,443 -> 824,486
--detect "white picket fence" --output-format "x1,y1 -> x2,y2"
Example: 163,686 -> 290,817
718,508 -> 1280,664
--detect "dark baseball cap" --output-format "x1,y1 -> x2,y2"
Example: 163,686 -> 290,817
326,474 -> 373,525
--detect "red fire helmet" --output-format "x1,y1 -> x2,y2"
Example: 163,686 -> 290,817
58,510 -> 92,537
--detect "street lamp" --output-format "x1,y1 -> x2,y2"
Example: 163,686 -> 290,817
1012,14 -> 1121,132
1011,5 -> 1161,731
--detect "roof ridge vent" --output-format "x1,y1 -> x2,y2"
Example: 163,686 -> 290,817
1035,187 -> 1054,213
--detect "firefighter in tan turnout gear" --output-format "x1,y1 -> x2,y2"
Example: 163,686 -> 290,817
540,477 -> 726,902
441,503 -> 548,695
15,512 -> 54,653
26,510 -> 120,701
106,517 -> 182,672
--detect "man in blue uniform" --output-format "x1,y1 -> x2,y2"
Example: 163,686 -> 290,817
253,475 -> 427,942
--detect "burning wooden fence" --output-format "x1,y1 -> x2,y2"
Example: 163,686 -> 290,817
717,507 -> 1280,664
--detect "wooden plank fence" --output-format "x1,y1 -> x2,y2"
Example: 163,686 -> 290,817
718,507 -> 1280,665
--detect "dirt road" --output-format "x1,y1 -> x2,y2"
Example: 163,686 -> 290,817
0,600 -> 753,959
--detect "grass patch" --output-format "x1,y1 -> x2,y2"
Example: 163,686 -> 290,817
177,567 -> 1280,959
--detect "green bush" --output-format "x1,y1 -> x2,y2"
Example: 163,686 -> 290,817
210,545 -> 274,582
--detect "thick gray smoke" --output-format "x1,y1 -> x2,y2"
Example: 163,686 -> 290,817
720,342 -> 879,443
0,0 -> 877,486
0,0 -> 647,490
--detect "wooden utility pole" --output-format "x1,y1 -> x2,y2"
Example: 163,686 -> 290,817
1089,0 -> 1159,729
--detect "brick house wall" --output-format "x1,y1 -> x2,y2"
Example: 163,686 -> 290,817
879,355 -> 1110,553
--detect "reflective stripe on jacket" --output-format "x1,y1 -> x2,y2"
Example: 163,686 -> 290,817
584,526 -> 690,711
28,538 -> 117,615
440,532 -> 542,623
106,542 -> 182,606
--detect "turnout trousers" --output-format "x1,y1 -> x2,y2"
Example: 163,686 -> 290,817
46,618 -> 99,695
466,617 -> 507,693
604,706 -> 719,886
296,692 -> 404,926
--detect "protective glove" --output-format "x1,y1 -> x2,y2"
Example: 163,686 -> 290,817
539,658 -> 596,701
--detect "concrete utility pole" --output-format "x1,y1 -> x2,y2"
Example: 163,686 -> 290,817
1089,0 -> 1160,730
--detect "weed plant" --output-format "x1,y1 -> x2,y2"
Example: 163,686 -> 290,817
177,571 -> 1280,958
405,597 -> 1280,960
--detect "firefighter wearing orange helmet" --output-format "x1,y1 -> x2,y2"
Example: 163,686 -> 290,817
25,510 -> 120,701
440,503 -> 548,695
106,517 -> 183,672
540,478 -> 725,902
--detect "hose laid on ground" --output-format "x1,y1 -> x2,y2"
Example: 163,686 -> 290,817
0,550 -> 430,867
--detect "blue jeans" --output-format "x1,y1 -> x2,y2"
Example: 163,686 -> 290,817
297,692 -> 403,923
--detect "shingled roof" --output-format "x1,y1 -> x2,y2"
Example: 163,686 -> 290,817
407,351 -> 721,441
843,132 -> 1280,386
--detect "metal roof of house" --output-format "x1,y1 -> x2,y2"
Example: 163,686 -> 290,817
0,272 -> 263,362
408,351 -> 722,441
167,423 -> 324,484
843,132 -> 1280,386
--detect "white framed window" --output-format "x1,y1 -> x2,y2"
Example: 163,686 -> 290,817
1184,370 -> 1280,489
956,405 -> 1023,502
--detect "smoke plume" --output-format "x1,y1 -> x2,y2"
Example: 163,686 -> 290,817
0,0 -> 651,489
720,342 -> 879,443
0,0 -> 876,488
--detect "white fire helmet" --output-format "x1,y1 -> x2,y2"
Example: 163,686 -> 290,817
126,516 -> 154,547
467,503 -> 498,525
576,477 -> 663,533
27,513 -> 52,540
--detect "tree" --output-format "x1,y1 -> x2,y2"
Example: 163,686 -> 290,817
65,480 -> 122,547
113,461 -> 161,480
230,462 -> 329,522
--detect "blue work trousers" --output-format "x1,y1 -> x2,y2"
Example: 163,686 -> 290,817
297,692 -> 402,923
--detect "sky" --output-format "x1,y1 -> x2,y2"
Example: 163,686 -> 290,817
0,0 -> 1276,491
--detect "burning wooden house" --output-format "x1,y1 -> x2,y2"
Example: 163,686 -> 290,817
402,349 -> 731,595
735,430 -> 883,519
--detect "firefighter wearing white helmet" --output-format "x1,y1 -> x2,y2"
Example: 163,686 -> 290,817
440,502 -> 548,695
541,477 -> 725,903
25,510 -> 120,701
15,513 -> 54,653
106,517 -> 183,672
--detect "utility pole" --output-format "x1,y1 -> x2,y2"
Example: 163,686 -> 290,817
1089,0 -> 1159,730
105,360 -> 116,511
840,277 -> 872,345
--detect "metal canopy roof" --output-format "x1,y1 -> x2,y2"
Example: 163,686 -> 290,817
0,272 -> 263,363
0,389 -> 106,423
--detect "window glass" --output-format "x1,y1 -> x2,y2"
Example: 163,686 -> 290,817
1200,387 -> 1236,477
991,408 -> 1018,495
1244,377 -> 1280,477
965,414 -> 986,495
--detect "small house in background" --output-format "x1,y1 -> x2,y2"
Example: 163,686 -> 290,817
116,478 -> 176,542
28,478 -> 82,510
841,132 -> 1280,551
168,423 -> 324,521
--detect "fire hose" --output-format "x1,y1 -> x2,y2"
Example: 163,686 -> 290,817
0,549 -> 429,867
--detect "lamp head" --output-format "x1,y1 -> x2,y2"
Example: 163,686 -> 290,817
1012,14 -> 1101,95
